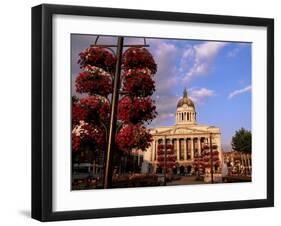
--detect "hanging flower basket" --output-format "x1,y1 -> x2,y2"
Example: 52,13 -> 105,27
157,150 -> 164,155
203,157 -> 209,162
78,47 -> 116,72
72,122 -> 105,152
212,144 -> 218,149
122,47 -> 157,74
167,149 -> 175,155
166,155 -> 177,161
72,96 -> 110,125
212,150 -> 219,155
117,96 -> 157,123
116,124 -> 152,151
72,133 -> 81,152
166,144 -> 173,149
212,156 -> 220,162
157,149 -> 175,155
75,66 -> 112,96
204,163 -> 211,168
214,161 -> 221,166
202,144 -> 209,149
122,68 -> 155,97
157,156 -> 165,162
72,103 -> 88,126
158,161 -> 176,168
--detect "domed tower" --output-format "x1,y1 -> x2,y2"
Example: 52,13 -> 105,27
176,88 -> 197,125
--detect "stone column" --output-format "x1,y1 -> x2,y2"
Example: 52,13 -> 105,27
154,140 -> 158,161
151,140 -> 155,161
137,150 -> 141,166
190,138 -> 194,160
184,138 -> 187,160
198,137 -> 201,156
177,139 -> 180,161
247,155 -> 251,168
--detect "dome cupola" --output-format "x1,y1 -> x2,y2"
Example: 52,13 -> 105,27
176,88 -> 197,125
177,88 -> 195,108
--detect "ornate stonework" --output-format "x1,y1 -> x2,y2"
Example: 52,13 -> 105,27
142,88 -> 223,173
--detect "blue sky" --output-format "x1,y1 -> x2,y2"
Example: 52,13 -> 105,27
71,35 -> 252,151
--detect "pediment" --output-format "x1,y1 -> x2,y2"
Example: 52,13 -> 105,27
155,129 -> 174,135
174,127 -> 209,134
153,125 -> 218,135
175,128 -> 194,134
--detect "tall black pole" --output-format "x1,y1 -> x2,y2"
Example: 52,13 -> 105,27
163,136 -> 167,186
104,37 -> 124,189
210,133 -> 214,184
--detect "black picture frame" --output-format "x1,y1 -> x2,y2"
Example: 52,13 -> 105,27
32,3 -> 274,222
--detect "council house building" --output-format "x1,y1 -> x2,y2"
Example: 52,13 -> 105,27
142,88 -> 223,174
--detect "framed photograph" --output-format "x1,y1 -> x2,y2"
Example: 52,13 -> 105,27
32,4 -> 274,221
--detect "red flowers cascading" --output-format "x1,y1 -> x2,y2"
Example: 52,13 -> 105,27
157,144 -> 177,168
72,44 -> 157,154
75,65 -> 112,96
72,96 -> 110,126
117,96 -> 157,124
122,47 -> 157,74
122,68 -> 155,97
78,47 -> 116,72
193,145 -> 220,170
115,47 -> 157,152
72,122 -> 106,152
115,124 -> 152,152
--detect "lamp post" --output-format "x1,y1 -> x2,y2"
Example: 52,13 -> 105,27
163,136 -> 167,186
209,132 -> 214,184
104,37 -> 124,189
100,36 -> 150,189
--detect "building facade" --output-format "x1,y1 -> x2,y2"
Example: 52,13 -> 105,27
143,88 -> 223,173
223,151 -> 252,176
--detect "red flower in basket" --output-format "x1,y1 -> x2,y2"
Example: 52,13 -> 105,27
78,47 -> 116,72
122,68 -> 155,97
72,121 -> 106,152
75,66 -> 112,96
122,47 -> 157,74
117,96 -> 157,123
72,96 -> 110,126
116,124 -> 152,151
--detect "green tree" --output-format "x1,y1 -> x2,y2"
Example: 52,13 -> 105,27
231,128 -> 252,152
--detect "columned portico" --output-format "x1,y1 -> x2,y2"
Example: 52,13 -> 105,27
190,138 -> 194,160
176,139 -> 180,161
183,138 -> 187,160
198,137 -> 202,156
143,88 -> 222,172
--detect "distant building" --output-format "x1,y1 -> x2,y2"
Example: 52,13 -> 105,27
223,150 -> 252,176
142,88 -> 223,174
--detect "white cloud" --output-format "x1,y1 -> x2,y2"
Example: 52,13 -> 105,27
227,47 -> 240,58
146,39 -> 224,127
148,39 -> 180,95
72,36 -> 225,128
228,85 -> 251,99
181,42 -> 227,82
190,88 -> 215,104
